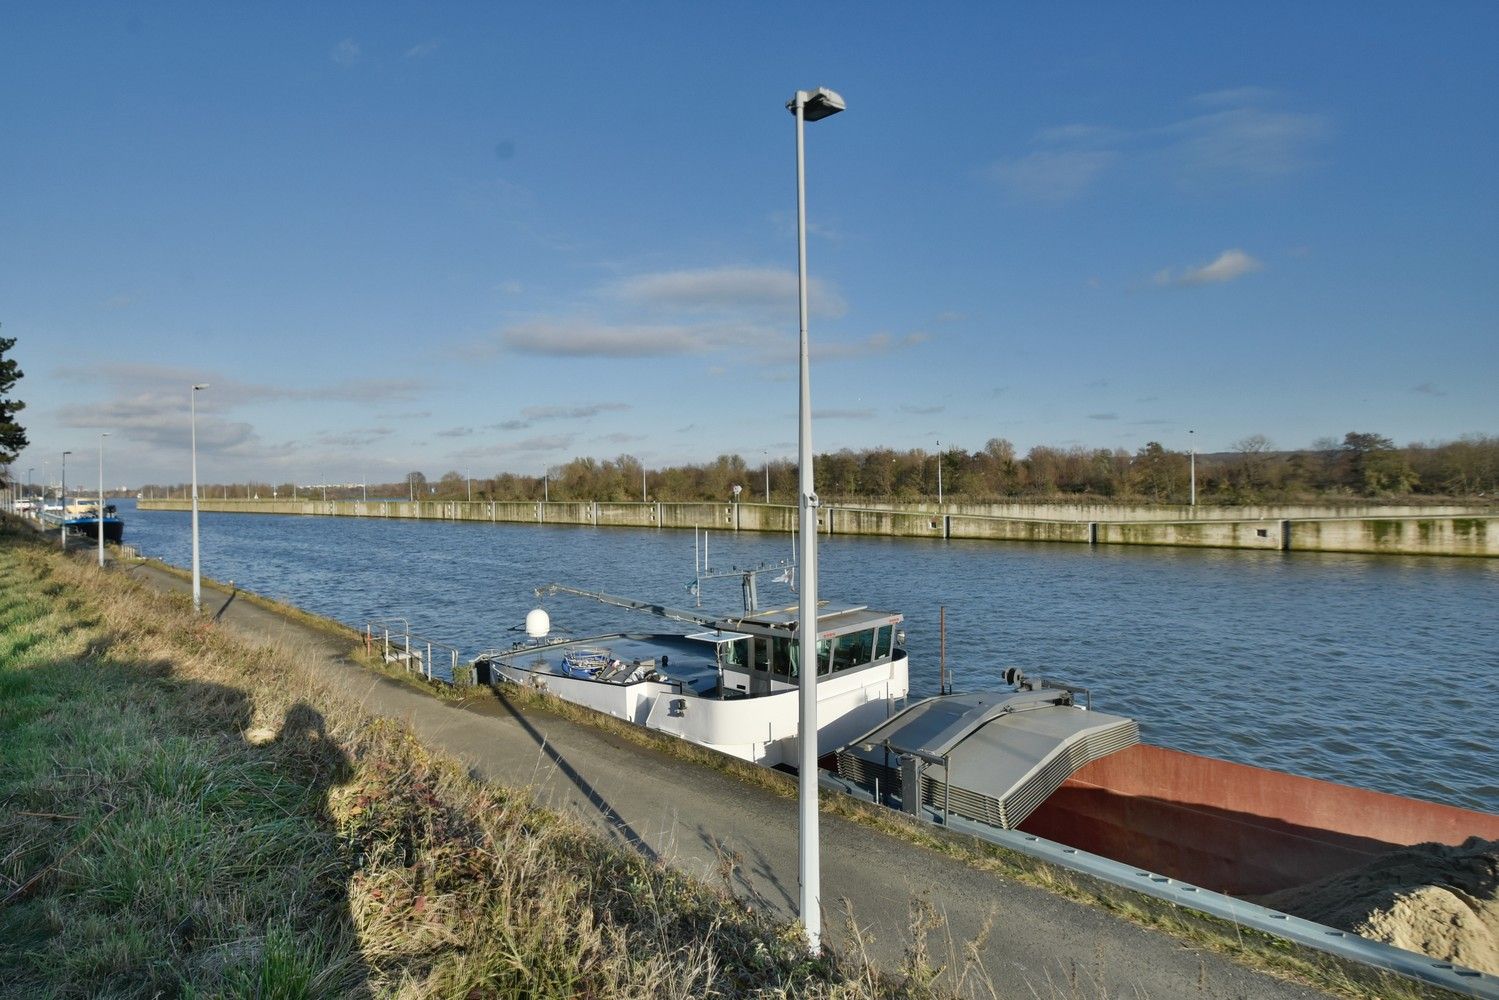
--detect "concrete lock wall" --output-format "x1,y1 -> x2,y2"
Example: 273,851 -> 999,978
135,498 -> 1497,557
868,500 -> 1482,523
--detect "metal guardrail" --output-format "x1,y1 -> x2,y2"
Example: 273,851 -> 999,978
364,619 -> 462,684
819,771 -> 1498,999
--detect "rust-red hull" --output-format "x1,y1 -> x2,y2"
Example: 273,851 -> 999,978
1018,744 -> 1499,895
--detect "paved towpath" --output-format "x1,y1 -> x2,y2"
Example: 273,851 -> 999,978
124,559 -> 1334,1000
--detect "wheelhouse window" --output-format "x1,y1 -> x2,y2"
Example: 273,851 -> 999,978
722,637 -> 750,672
816,638 -> 833,676
875,625 -> 894,661
831,629 -> 876,673
771,637 -> 794,678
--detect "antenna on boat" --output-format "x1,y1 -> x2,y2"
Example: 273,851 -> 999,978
691,526 -> 795,613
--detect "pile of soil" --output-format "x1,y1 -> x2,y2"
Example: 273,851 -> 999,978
1259,837 -> 1499,975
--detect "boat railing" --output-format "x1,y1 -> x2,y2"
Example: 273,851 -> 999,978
363,618 -> 461,683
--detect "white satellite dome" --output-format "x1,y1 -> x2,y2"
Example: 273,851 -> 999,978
525,607 -> 551,639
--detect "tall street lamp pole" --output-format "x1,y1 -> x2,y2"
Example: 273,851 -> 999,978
936,440 -> 943,506
788,83 -> 844,953
191,383 -> 209,611
97,432 -> 109,568
764,451 -> 770,503
60,451 -> 71,548
1189,429 -> 1196,507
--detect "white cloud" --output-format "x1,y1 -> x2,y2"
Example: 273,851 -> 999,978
990,89 -> 1326,203
451,434 -> 576,460
990,149 -> 1118,203
317,429 -> 394,448
810,331 -> 929,362
500,320 -> 706,358
56,392 -> 261,455
1155,248 -> 1263,287
521,403 -> 628,421
58,364 -> 427,405
1165,107 -> 1326,181
610,266 -> 845,319
813,408 -> 876,420
486,402 -> 631,432
459,264 -> 863,363
404,39 -> 441,59
331,38 -> 361,68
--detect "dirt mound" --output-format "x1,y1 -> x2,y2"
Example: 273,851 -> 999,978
1260,836 -> 1499,975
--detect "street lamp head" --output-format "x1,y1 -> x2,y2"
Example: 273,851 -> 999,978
788,87 -> 846,121
193,383 -> 210,391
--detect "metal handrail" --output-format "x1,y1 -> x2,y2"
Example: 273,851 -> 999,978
363,620 -> 462,682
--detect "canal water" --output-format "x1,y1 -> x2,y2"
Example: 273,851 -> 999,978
117,499 -> 1499,813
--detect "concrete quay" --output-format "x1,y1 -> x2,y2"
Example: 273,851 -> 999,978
138,497 -> 1499,557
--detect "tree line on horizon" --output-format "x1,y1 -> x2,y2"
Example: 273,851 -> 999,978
141,431 -> 1498,506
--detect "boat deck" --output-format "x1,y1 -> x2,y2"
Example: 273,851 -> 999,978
495,632 -> 725,693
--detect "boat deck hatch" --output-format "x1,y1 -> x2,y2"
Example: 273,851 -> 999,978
838,690 -> 1139,829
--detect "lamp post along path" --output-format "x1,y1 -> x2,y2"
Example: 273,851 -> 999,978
60,451 -> 71,548
192,384 -> 210,612
1189,429 -> 1196,507
789,84 -> 843,953
97,433 -> 109,568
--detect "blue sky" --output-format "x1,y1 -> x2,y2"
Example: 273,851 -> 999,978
5,3 -> 1495,488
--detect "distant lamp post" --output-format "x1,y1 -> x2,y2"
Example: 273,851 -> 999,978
60,451 -> 72,548
97,432 -> 110,568
191,383 -> 209,611
936,439 -> 943,506
788,83 -> 844,953
1189,429 -> 1196,507
642,464 -> 647,503
467,471 -> 473,503
764,451 -> 770,503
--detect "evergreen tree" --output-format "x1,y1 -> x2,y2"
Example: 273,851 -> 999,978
0,331 -> 28,477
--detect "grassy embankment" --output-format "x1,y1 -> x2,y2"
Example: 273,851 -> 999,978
0,520 -> 985,998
